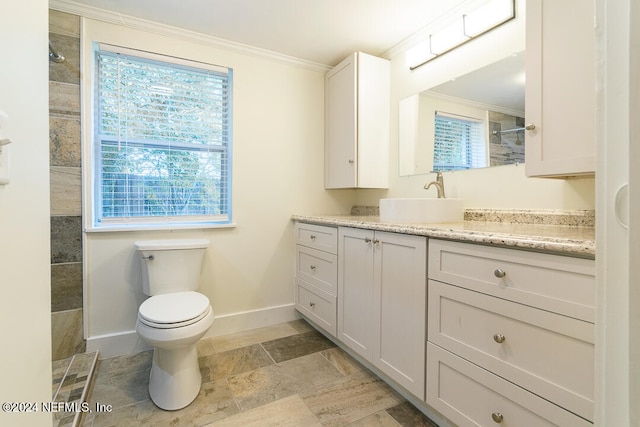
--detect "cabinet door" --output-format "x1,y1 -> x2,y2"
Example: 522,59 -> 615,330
338,227 -> 374,359
325,53 -> 357,188
525,0 -> 595,177
373,232 -> 427,399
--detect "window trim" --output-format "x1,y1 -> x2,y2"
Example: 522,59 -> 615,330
88,43 -> 234,231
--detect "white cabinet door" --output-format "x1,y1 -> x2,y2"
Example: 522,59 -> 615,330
373,232 -> 426,399
325,52 -> 389,189
525,0 -> 595,177
338,227 -> 427,399
325,54 -> 357,188
337,227 -> 375,359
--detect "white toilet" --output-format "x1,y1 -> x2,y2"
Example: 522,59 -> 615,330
134,238 -> 214,411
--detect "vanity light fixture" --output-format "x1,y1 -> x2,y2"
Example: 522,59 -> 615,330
406,0 -> 515,70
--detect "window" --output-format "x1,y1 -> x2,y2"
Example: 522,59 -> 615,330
93,45 -> 232,228
433,112 -> 486,171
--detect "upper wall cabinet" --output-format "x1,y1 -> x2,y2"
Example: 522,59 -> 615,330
525,0 -> 596,178
325,52 -> 390,189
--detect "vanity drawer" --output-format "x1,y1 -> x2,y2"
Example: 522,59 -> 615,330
296,245 -> 337,296
428,280 -> 594,421
296,279 -> 336,336
426,343 -> 592,427
295,222 -> 337,254
428,239 -> 595,322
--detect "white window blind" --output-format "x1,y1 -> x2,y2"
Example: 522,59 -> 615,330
94,46 -> 232,226
433,112 -> 487,171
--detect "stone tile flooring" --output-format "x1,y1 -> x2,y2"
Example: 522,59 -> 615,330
82,320 -> 439,426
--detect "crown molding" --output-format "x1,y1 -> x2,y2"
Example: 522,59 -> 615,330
49,0 -> 332,72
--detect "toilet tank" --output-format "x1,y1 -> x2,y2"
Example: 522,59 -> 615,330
134,239 -> 209,296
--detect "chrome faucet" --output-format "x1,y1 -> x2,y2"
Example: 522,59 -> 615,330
424,171 -> 446,198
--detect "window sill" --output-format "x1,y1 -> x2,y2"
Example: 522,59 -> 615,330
85,222 -> 237,233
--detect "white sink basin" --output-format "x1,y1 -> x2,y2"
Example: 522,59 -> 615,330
379,198 -> 464,224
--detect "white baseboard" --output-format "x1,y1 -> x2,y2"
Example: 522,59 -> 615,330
205,303 -> 300,338
86,330 -> 151,359
87,303 -> 300,359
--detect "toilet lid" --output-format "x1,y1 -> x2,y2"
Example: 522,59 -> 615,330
138,291 -> 210,326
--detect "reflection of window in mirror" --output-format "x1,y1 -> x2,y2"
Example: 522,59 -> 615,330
433,112 -> 487,171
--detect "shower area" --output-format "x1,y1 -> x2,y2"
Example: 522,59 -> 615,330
49,9 -> 98,427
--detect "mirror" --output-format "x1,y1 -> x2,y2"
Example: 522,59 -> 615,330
399,52 -> 525,176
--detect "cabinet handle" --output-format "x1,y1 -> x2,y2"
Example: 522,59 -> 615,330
309,302 -> 316,308
348,159 -> 354,164
491,412 -> 504,423
525,123 -> 536,131
310,234 -> 316,240
494,269 -> 506,278
310,265 -> 316,271
364,237 -> 372,243
493,334 -> 506,344
373,239 -> 380,244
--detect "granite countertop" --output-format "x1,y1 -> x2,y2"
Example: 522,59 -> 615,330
291,209 -> 595,259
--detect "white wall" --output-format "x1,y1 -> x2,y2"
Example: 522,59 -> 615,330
81,19 -> 355,356
0,0 -> 52,425
356,0 -> 596,210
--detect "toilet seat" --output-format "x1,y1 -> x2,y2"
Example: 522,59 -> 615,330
138,291 -> 211,329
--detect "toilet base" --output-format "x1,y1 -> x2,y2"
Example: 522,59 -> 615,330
148,345 -> 202,410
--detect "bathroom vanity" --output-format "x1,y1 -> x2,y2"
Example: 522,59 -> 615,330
292,211 -> 595,426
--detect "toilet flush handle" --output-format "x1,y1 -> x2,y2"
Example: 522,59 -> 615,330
141,254 -> 155,261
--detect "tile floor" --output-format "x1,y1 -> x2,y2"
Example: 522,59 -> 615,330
82,319 -> 439,426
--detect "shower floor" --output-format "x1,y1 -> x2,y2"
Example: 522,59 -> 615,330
52,351 -> 99,427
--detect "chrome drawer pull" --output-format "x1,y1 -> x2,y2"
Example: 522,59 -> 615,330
373,239 -> 380,244
310,265 -> 316,271
364,237 -> 372,243
309,302 -> 316,308
491,412 -> 504,423
310,234 -> 316,240
494,268 -> 506,278
493,334 -> 506,343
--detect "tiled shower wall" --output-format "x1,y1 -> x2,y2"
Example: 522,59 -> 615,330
49,10 -> 84,361
488,111 -> 525,166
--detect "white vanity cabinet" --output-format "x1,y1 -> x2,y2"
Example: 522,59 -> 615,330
337,227 -> 427,399
426,239 -> 595,426
325,52 -> 390,189
525,0 -> 596,177
294,223 -> 338,336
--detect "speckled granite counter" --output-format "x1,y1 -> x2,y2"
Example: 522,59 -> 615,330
291,210 -> 595,259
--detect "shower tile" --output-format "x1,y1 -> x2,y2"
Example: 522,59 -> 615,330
49,81 -> 80,117
51,167 -> 82,216
51,309 -> 85,361
49,33 -> 80,85
51,262 -> 82,312
50,117 -> 81,167
261,329 -> 335,363
51,216 -> 82,264
49,9 -> 80,38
